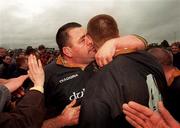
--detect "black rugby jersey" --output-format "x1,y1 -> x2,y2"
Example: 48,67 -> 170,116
80,51 -> 168,128
44,60 -> 97,119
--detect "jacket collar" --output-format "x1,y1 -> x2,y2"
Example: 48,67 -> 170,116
56,55 -> 85,70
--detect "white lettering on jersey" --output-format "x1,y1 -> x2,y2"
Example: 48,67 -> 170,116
59,74 -> 78,83
69,88 -> 85,101
146,74 -> 162,111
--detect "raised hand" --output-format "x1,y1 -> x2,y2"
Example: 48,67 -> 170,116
28,54 -> 44,87
122,101 -> 180,128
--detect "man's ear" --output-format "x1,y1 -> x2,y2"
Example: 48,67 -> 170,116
62,47 -> 72,57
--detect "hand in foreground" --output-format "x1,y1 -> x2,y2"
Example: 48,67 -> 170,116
59,99 -> 80,126
122,101 -> 180,128
42,100 -> 80,128
28,54 -> 44,87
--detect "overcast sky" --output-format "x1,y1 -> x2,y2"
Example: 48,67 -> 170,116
0,0 -> 179,49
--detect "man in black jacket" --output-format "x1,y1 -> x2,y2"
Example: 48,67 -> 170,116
79,14 -> 168,128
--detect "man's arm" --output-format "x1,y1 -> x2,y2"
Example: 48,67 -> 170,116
0,78 -> 8,84
42,100 -> 80,128
115,35 -> 147,51
0,75 -> 28,111
95,35 -> 147,67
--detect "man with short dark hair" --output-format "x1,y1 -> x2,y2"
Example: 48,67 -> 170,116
88,14 -> 146,67
43,22 -> 97,128
87,14 -> 119,49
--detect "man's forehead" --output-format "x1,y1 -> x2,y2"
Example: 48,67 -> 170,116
68,27 -> 86,35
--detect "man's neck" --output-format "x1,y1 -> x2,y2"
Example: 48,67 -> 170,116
57,55 -> 88,70
65,59 -> 88,70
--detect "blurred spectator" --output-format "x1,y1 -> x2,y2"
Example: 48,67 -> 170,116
160,40 -> 170,49
38,44 -> 46,55
148,47 -> 180,121
25,46 -> 36,55
0,47 -> 7,64
54,50 -> 60,58
0,55 -> 13,78
147,43 -> 160,50
171,42 -> 180,69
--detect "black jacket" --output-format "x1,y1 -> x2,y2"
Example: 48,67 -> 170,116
80,51 -> 168,128
0,90 -> 45,128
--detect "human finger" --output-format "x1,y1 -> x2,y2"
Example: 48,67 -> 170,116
128,101 -> 153,117
66,100 -> 76,108
158,101 -> 179,128
31,55 -> 39,72
125,116 -> 143,128
122,103 -> 149,121
123,109 -> 148,128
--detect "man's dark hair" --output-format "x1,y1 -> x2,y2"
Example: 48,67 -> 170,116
25,46 -> 36,55
148,48 -> 173,66
38,44 -> 45,50
171,42 -> 180,48
56,22 -> 81,55
87,14 -> 119,48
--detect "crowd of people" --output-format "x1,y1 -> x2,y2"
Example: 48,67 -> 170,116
0,14 -> 179,128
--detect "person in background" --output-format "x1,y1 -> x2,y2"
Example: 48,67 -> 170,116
0,55 -> 12,78
171,42 -> 180,69
0,47 -> 7,64
148,48 -> 180,121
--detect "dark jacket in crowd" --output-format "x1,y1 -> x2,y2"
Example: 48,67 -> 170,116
173,52 -> 180,69
0,90 -> 45,128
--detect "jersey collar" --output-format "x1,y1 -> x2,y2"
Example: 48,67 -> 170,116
56,55 -> 85,70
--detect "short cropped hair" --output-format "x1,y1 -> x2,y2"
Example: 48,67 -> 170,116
56,22 -> 81,55
87,14 -> 119,48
